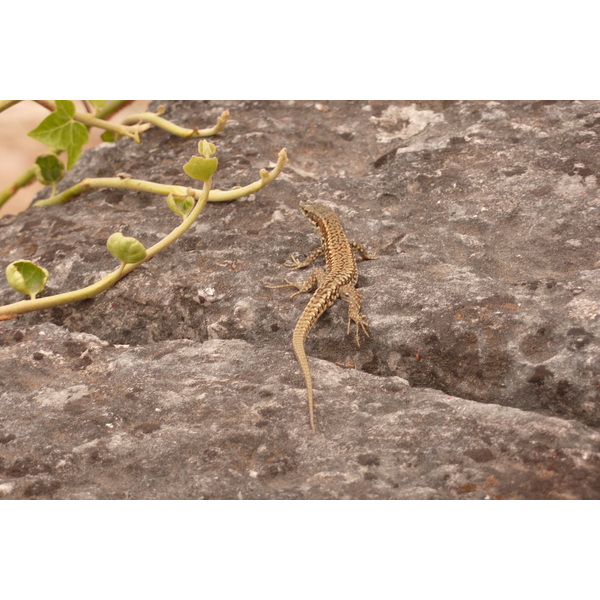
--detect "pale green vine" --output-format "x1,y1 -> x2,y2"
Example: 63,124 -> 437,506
0,101 -> 230,210
33,148 -> 288,207
0,140 -> 289,321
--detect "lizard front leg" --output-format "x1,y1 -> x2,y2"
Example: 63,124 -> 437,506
265,267 -> 327,300
283,246 -> 325,270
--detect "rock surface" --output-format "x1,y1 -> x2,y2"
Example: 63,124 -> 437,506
1,100 -> 599,499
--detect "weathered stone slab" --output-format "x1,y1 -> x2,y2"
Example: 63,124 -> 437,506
1,101 -> 599,498
0,324 -> 598,499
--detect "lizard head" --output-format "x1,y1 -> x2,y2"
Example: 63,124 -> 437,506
298,201 -> 334,228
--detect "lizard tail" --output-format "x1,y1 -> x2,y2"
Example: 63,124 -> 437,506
292,329 -> 315,433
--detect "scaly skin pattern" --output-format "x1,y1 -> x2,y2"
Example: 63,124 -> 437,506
266,201 -> 378,432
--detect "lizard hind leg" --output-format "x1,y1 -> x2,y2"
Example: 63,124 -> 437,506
339,284 -> 370,347
350,241 -> 379,262
349,314 -> 370,347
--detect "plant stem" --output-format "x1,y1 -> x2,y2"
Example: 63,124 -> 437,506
0,165 -> 38,208
121,109 -> 229,138
0,101 -> 133,210
32,101 -> 149,142
208,148 -> 288,202
33,148 -> 288,207
36,100 -> 220,142
96,101 -> 135,120
33,100 -> 55,111
0,100 -> 22,114
72,112 -> 151,142
34,178 -> 201,206
0,177 -> 212,320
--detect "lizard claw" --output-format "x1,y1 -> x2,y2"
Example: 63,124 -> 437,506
264,279 -> 305,300
348,314 -> 370,347
283,255 -> 304,270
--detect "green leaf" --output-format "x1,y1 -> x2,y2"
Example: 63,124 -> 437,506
106,233 -> 147,265
28,100 -> 89,169
34,154 -> 65,185
198,140 -> 216,158
166,192 -> 194,219
90,100 -> 106,110
101,130 -> 118,143
6,260 -> 49,300
183,156 -> 218,182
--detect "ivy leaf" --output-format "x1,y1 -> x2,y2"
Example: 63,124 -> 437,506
34,154 -> 65,186
197,140 -> 216,157
101,130 -> 118,142
183,156 -> 218,182
166,192 -> 194,219
106,233 -> 147,265
6,260 -> 49,300
28,100 -> 89,169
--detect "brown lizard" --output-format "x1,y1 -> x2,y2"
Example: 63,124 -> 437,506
266,201 -> 378,432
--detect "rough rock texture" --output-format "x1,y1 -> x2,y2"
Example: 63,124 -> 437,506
1,100 -> 599,499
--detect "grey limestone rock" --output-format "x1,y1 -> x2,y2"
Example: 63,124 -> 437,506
0,100 -> 599,499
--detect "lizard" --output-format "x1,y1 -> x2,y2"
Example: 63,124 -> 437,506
265,201 -> 378,432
